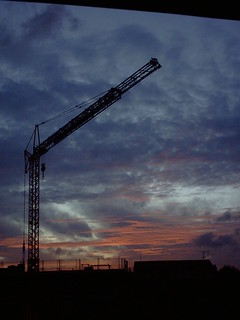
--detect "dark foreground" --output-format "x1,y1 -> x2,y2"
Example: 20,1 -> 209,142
0,268 -> 239,320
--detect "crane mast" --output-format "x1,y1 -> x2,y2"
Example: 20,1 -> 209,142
24,58 -> 161,272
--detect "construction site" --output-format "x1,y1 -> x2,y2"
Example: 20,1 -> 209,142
1,258 -> 239,320
1,56 -> 239,319
0,1 -> 240,320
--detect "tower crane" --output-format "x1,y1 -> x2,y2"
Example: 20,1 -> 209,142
24,58 -> 161,272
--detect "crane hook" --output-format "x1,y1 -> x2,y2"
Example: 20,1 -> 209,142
41,163 -> 46,179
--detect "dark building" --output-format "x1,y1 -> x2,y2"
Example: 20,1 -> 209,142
134,259 -> 217,280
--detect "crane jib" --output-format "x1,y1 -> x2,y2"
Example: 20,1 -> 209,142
36,87 -> 122,156
35,58 -> 161,157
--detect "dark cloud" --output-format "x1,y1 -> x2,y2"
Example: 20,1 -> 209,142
43,217 -> 92,239
23,4 -> 80,40
0,216 -> 22,238
216,210 -> 232,222
215,210 -> 240,223
41,246 -> 86,260
194,232 -> 237,248
24,5 -> 64,39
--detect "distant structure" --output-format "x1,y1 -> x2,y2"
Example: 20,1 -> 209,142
134,259 -> 217,280
0,263 -> 24,273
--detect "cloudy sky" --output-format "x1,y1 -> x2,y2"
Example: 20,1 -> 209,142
0,1 -> 240,270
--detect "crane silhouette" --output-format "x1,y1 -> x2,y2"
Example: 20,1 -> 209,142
24,58 -> 161,272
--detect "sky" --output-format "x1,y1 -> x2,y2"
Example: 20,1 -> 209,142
0,1 -> 240,271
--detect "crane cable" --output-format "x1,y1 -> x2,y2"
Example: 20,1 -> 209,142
24,90 -> 110,152
22,169 -> 27,270
38,90 -> 109,126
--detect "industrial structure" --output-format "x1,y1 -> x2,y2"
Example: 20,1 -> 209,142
24,58 -> 161,272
